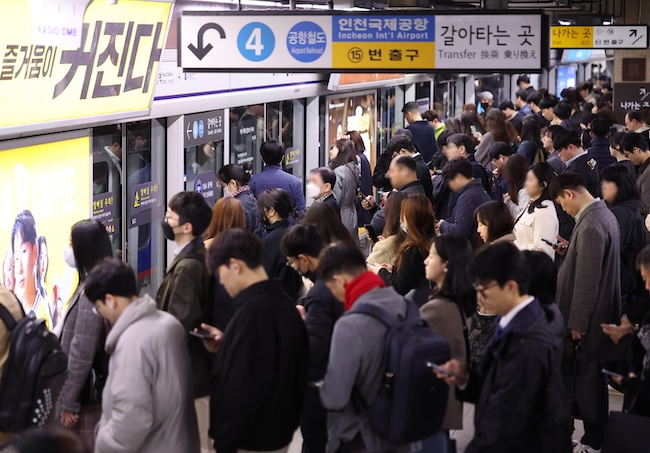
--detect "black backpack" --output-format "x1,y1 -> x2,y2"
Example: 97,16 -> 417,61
0,304 -> 68,432
350,299 -> 451,445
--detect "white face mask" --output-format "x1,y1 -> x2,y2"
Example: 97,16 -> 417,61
306,182 -> 321,199
93,183 -> 104,195
63,245 -> 76,269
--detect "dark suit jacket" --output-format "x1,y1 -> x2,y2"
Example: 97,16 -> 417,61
156,236 -> 212,397
413,153 -> 433,202
556,200 -> 622,362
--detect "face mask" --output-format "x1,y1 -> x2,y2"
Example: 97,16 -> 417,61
306,183 -> 320,199
222,185 -> 231,197
63,246 -> 76,269
480,102 -> 490,110
93,183 -> 103,195
161,221 -> 176,241
400,221 -> 408,233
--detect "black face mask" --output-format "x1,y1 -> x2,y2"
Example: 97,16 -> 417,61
161,221 -> 176,241
303,270 -> 316,283
480,102 -> 490,111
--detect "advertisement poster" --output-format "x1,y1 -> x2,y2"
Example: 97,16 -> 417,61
327,93 -> 376,167
0,136 -> 91,330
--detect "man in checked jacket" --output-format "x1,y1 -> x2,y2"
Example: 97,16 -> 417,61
550,172 -> 622,453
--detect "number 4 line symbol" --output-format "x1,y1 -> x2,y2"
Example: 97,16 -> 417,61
188,23 -> 226,60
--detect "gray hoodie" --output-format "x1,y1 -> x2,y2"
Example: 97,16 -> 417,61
95,295 -> 199,453
320,286 -> 417,453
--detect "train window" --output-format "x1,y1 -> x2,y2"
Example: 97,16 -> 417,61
184,139 -> 224,207
92,125 -> 124,259
416,81 -> 431,111
279,99 -> 305,182
378,87 -> 396,154
125,120 -> 166,297
230,104 -> 264,175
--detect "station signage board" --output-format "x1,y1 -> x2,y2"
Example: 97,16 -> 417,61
184,109 -> 225,148
613,83 -> 650,124
178,12 -> 545,72
550,25 -> 648,49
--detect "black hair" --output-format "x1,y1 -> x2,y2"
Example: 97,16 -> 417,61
422,110 -> 439,121
437,129 -> 455,150
552,128 -> 581,151
488,141 -> 515,161
303,202 -> 357,247
310,166 -> 336,188
431,234 -> 477,317
590,116 -> 610,137
610,131 -> 627,150
636,244 -> 650,270
546,124 -> 565,141
471,241 -> 529,295
498,100 -> 515,111
553,102 -> 573,120
85,258 -> 138,303
207,228 -> 263,273
258,188 -> 295,220
168,191 -> 213,237
11,210 -> 37,250
317,242 -> 367,281
330,139 -> 357,169
523,251 -> 556,305
71,220 -> 113,281
516,75 -> 530,85
110,131 -> 121,147
9,427 -> 87,453
260,140 -> 285,165
442,157 -> 473,181
627,111 -> 646,124
579,82 -> 593,93
447,133 -> 475,155
474,201 -> 514,243
459,112 -> 485,138
35,236 -> 48,288
526,91 -> 542,106
515,89 -> 529,102
622,133 -> 649,152
281,224 -> 326,259
601,164 -> 641,205
402,101 -> 420,114
218,163 -> 252,186
539,96 -> 559,111
527,162 -> 556,213
504,154 -> 530,204
520,115 -> 544,151
549,172 -> 587,199
392,155 -> 417,173
387,134 -> 414,155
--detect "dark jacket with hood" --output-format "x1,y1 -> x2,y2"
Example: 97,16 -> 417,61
459,299 -> 572,453
233,188 -> 263,237
262,219 -> 303,301
610,199 -> 646,298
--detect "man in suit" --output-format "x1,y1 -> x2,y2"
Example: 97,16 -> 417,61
622,133 -> 650,243
391,133 -> 433,202
550,172 -> 622,453
403,101 -> 437,163
156,191 -> 214,453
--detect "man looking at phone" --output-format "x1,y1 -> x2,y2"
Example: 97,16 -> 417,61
281,224 -> 344,453
550,172 -> 622,453
86,259 -> 200,453
436,242 -> 571,453
156,191 -> 214,453
201,228 -> 308,453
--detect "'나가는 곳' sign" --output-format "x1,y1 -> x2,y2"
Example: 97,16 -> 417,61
178,11 -> 545,73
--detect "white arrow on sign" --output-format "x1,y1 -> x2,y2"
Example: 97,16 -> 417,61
186,121 -> 193,140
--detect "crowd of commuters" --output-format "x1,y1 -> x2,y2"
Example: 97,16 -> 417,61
2,78 -> 650,453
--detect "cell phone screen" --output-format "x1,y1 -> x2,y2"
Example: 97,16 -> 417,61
189,330 -> 212,339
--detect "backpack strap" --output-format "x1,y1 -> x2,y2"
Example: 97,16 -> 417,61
350,298 -> 417,326
0,304 -> 18,331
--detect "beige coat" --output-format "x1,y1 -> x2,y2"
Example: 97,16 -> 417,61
367,235 -> 398,266
420,296 -> 466,430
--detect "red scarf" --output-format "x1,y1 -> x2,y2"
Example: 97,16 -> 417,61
344,272 -> 386,312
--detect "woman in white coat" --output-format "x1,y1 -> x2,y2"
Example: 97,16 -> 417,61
514,162 -> 559,259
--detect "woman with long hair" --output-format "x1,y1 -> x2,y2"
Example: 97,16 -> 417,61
348,131 -> 373,226
205,197 -> 247,331
517,115 -> 546,165
601,164 -> 646,300
503,154 -> 531,218
303,202 -> 357,248
475,109 -> 512,167
366,192 -> 407,267
513,162 -> 559,259
420,234 -> 476,452
217,163 -> 261,236
57,220 -> 113,451
475,201 -> 516,244
329,139 -> 360,239
369,194 -> 434,302
258,188 -> 303,300
459,111 -> 486,145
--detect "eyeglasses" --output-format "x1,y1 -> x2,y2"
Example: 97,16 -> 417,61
91,306 -> 100,316
286,257 -> 298,268
472,281 -> 499,296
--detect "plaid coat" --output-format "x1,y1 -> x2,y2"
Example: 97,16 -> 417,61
556,200 -> 622,362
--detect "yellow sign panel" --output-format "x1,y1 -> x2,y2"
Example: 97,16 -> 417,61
551,26 -> 593,49
332,42 -> 435,70
0,0 -> 171,128
0,136 -> 90,330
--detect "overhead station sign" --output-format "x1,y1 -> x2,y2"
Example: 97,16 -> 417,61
551,25 -> 648,49
178,12 -> 545,72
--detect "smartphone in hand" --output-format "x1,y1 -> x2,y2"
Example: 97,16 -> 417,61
189,329 -> 213,339
427,361 -> 460,379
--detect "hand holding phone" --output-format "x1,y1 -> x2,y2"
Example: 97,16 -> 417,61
601,369 -> 624,380
364,224 -> 379,243
427,361 -> 461,379
189,329 -> 213,339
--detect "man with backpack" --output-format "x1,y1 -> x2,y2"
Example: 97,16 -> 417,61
318,242 -> 449,453
435,243 -> 571,453
156,191 -> 213,452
